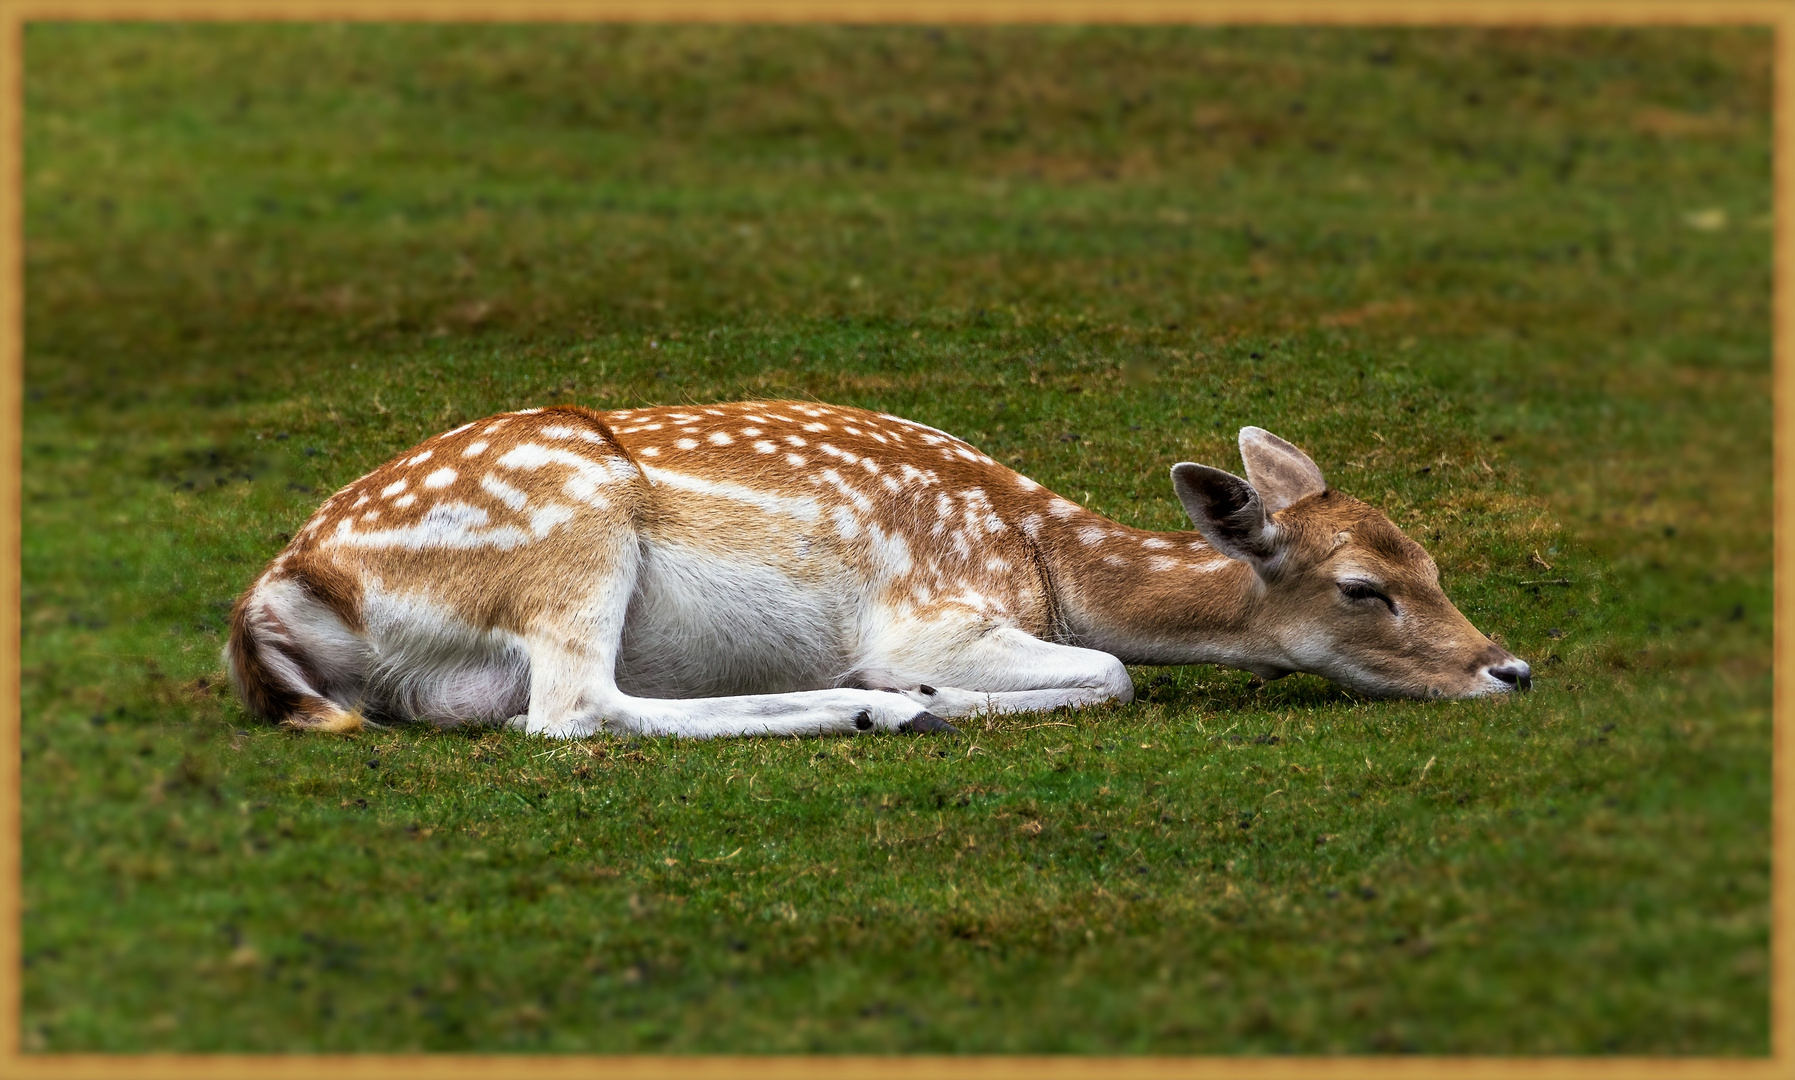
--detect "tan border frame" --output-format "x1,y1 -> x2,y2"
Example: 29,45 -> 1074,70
0,2 -> 1784,1077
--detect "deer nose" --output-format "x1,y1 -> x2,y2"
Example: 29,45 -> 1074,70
1485,659 -> 1532,692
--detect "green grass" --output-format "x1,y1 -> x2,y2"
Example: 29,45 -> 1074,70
20,24 -> 1770,1053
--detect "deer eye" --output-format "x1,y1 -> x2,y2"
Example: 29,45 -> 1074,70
1338,580 -> 1395,612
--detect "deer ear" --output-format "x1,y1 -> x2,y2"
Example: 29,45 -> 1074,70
1171,462 -> 1279,568
1238,427 -> 1326,515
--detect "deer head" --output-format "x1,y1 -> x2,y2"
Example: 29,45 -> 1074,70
1171,428 -> 1530,698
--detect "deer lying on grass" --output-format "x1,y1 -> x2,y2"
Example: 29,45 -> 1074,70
227,401 -> 1530,738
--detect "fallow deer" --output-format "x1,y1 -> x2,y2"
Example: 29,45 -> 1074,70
226,400 -> 1530,739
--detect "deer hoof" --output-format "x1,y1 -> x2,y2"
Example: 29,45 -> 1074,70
854,710 -> 874,731
898,712 -> 960,736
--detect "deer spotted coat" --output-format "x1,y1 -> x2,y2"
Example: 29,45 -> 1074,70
227,401 -> 1530,737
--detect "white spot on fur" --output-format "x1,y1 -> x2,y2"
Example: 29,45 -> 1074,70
1078,526 -> 1106,545
1142,537 -> 1171,549
423,467 -> 458,489
1148,556 -> 1179,571
741,427 -> 762,437
405,450 -> 433,466
786,453 -> 808,467
641,466 -> 821,522
352,494 -> 370,508
706,431 -> 733,446
639,447 -> 662,457
1103,554 -> 1128,568
803,422 -> 828,433
529,503 -> 576,537
382,479 -> 409,498
1050,499 -> 1080,519
818,469 -> 873,511
463,441 -> 489,457
867,522 -> 912,575
676,438 -> 699,450
494,445 -> 626,511
831,505 -> 861,539
394,494 -> 417,508
753,440 -> 777,454
327,500 -> 535,552
480,474 -> 529,511
785,435 -> 807,447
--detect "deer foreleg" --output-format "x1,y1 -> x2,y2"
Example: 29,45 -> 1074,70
859,625 -> 1134,720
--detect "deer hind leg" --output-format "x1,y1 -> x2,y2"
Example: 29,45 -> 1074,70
858,623 -> 1135,720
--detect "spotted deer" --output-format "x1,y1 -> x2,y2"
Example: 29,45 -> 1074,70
226,400 -> 1530,739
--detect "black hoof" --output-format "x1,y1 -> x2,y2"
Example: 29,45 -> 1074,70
854,710 -> 874,731
898,712 -> 960,736
918,684 -> 937,695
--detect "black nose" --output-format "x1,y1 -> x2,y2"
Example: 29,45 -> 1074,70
1486,660 -> 1532,692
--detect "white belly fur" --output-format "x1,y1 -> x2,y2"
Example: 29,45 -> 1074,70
616,539 -> 858,698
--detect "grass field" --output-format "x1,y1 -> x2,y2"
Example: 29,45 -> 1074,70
20,24 -> 1771,1053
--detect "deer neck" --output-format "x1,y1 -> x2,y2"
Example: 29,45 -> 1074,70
1039,510 -> 1282,670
